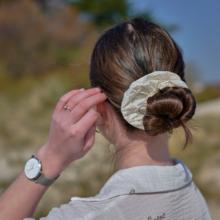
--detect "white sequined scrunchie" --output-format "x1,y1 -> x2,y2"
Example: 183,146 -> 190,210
120,71 -> 189,130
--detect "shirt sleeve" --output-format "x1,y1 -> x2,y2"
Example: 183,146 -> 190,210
23,201 -> 86,220
24,207 -> 65,220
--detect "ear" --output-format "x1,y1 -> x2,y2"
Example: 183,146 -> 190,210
97,100 -> 116,128
96,101 -> 107,119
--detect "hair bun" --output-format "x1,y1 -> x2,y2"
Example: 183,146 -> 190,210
143,86 -> 196,136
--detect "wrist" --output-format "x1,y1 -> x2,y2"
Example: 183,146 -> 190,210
36,146 -> 63,179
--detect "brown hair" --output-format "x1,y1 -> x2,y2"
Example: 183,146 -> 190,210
89,17 -> 196,147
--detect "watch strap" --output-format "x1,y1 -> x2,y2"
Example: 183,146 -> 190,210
34,173 -> 59,186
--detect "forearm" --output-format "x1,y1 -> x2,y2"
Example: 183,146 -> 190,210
0,171 -> 48,220
0,148 -> 62,220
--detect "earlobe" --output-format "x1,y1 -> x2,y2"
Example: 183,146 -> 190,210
96,102 -> 107,126
96,102 -> 107,117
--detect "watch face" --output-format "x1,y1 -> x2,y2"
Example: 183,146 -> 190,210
24,157 -> 41,180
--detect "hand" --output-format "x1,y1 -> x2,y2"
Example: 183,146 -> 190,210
37,87 -> 107,177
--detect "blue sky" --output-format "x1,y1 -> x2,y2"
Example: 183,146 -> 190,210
130,0 -> 220,84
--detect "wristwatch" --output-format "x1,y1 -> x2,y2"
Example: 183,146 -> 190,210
24,155 -> 59,186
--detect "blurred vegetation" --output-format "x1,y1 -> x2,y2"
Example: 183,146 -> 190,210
0,0 -> 219,219
0,0 -> 93,77
0,0 -> 179,78
67,0 -> 179,31
68,0 -> 129,27
194,85 -> 220,103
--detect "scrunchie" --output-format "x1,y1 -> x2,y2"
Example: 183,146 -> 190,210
120,71 -> 189,130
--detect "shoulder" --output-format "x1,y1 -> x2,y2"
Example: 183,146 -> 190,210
24,183 -> 211,220
24,195 -> 126,220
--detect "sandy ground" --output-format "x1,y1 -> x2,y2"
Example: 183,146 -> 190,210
196,98 -> 220,116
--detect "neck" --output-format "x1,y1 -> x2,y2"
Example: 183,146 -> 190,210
113,132 -> 173,171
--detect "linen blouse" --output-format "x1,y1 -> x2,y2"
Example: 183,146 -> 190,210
25,158 -> 212,220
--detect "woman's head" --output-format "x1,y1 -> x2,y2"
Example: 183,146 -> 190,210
89,17 -> 196,147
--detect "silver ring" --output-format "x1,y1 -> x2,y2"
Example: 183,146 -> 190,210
64,105 -> 72,112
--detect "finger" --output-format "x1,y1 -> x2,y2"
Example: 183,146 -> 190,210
70,92 -> 107,123
66,87 -> 102,110
55,89 -> 84,112
71,108 -> 99,138
83,123 -> 96,152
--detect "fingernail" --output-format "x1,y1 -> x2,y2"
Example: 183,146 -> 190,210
80,88 -> 85,91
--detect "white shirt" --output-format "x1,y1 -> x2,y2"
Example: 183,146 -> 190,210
25,158 -> 212,220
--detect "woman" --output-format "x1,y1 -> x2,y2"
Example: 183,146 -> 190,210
0,18 -> 211,220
